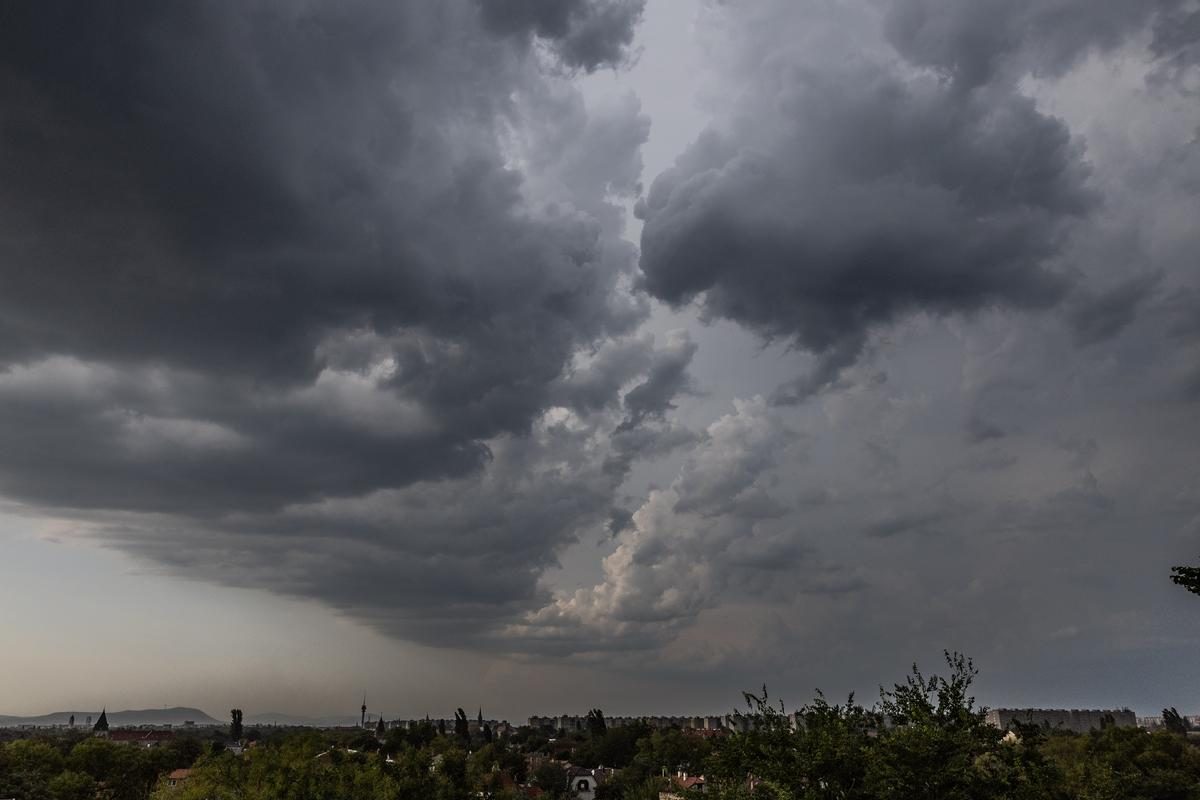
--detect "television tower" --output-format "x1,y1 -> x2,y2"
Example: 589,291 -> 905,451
361,695 -> 367,729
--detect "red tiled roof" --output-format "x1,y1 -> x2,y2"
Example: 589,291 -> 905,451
167,769 -> 191,780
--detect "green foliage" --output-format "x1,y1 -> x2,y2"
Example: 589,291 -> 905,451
531,761 -> 569,799
0,734 -> 205,800
4,658 -> 1200,800
705,653 -> 1074,800
1170,562 -> 1200,596
574,722 -> 650,770
1162,708 -> 1191,736
596,774 -> 666,800
1042,726 -> 1200,800
46,770 -> 96,800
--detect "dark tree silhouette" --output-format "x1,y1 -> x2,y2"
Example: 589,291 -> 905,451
230,708 -> 243,741
1171,562 -> 1200,595
454,708 -> 470,742
1163,707 -> 1190,735
586,708 -> 607,737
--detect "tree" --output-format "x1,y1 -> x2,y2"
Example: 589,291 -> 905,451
1162,707 -> 1190,735
455,708 -> 470,743
1170,562 -> 1200,595
229,708 -> 243,741
531,762 -> 568,800
586,709 -> 607,738
865,652 -> 996,799
47,770 -> 97,800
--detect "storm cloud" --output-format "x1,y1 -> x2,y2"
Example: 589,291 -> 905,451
1,0 -> 1199,706
636,0 -> 1109,400
0,0 -> 676,647
478,0 -> 645,71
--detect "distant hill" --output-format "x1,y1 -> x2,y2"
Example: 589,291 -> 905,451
0,707 -> 221,728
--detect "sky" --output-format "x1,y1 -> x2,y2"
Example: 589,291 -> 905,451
1,0 -> 1199,723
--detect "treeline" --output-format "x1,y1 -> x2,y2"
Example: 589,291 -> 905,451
697,653 -> 1200,800
0,735 -> 200,800
3,654 -> 1199,799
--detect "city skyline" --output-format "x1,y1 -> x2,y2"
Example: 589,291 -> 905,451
1,0 -> 1199,722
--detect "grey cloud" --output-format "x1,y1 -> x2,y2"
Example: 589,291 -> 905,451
607,507 -> 635,536
884,0 -> 1187,89
94,407 -> 642,648
619,330 -> 697,430
553,335 -> 655,416
0,0 -> 660,646
4,0 -> 1200,702
966,414 -> 1006,444
862,510 -> 951,539
0,0 -> 643,508
638,36 -> 1089,395
477,0 -> 645,70
530,0 -> 1200,683
514,397 -> 818,653
1149,7 -> 1200,90
1068,272 -> 1161,346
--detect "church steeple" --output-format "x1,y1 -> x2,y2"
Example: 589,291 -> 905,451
93,708 -> 109,733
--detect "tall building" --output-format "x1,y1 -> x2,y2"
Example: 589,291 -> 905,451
986,708 -> 1136,733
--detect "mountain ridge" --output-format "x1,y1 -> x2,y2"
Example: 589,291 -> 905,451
0,707 -> 220,727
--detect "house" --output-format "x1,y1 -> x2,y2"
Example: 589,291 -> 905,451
566,766 -> 611,800
165,769 -> 191,788
985,708 -> 1136,733
672,772 -> 706,793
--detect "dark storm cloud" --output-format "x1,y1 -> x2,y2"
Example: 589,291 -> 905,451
0,0 -> 670,646
966,414 -> 1006,444
862,510 -> 951,539
883,0 -> 1189,89
0,0 -> 642,509
1149,6 -> 1200,89
618,330 -> 697,431
5,0 -> 1200,688
636,0 -> 1200,401
506,0 -> 1200,666
477,0 -> 645,70
638,69 -> 1088,397
1068,272 -> 1161,346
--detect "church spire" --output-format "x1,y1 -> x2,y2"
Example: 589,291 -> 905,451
93,708 -> 109,733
